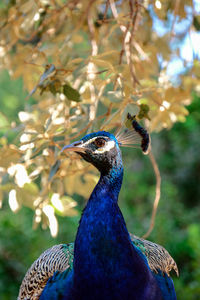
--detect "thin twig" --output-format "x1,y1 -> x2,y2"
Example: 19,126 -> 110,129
103,0 -> 110,22
87,2 -> 99,122
109,0 -> 140,87
170,0 -> 180,38
128,0 -> 141,86
142,150 -> 161,239
109,0 -> 130,89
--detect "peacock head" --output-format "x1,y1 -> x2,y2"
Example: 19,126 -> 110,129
62,117 -> 150,175
62,131 -> 122,175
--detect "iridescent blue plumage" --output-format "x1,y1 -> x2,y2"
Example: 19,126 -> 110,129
81,131 -> 117,142
39,130 -> 177,300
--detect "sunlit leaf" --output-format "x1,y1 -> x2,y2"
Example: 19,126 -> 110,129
51,193 -> 78,216
0,146 -> 21,169
16,183 -> 39,209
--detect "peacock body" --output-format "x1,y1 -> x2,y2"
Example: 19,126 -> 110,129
18,119 -> 178,300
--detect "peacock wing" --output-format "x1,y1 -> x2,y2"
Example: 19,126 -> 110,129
17,243 -> 73,300
130,234 -> 179,277
18,235 -> 178,299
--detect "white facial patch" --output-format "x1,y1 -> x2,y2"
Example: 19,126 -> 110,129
94,140 -> 115,154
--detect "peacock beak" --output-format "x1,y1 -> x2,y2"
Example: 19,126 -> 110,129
61,140 -> 86,153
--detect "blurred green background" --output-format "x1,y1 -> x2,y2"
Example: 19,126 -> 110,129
0,70 -> 200,299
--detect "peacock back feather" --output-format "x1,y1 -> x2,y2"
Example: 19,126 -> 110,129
18,235 -> 178,300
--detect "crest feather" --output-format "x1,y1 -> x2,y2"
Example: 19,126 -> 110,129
116,114 -> 151,155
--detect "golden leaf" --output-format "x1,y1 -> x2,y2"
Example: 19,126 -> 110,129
0,145 -> 21,169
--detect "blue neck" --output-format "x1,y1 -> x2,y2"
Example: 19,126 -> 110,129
94,164 -> 124,201
71,160 -> 159,299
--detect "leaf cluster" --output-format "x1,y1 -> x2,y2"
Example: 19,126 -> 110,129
0,0 -> 199,236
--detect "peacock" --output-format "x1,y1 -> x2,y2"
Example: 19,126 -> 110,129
18,114 -> 178,300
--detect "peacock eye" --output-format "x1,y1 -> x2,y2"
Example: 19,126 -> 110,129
94,138 -> 106,148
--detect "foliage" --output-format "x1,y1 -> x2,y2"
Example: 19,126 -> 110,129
0,0 -> 199,236
0,1 -> 200,298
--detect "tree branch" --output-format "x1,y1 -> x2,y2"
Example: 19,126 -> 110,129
142,150 -> 161,239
